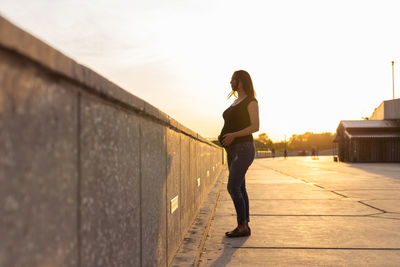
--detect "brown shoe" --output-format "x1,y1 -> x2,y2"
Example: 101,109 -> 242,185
244,222 -> 251,236
225,226 -> 239,236
226,227 -> 250,238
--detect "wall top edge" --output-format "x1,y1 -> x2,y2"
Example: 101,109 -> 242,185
0,16 -> 219,148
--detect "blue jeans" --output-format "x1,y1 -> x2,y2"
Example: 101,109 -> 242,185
225,141 -> 255,225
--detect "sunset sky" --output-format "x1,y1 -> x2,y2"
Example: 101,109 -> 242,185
1,0 -> 399,141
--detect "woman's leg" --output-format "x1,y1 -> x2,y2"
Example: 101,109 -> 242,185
241,179 -> 250,223
227,142 -> 255,225
227,153 -> 232,170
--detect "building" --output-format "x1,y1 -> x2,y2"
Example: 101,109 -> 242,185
333,99 -> 400,162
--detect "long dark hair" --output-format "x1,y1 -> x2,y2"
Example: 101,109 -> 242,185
227,70 -> 256,99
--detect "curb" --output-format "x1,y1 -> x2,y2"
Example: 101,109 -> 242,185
171,166 -> 227,267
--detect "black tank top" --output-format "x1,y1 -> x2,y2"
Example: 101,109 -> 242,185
219,95 -> 258,147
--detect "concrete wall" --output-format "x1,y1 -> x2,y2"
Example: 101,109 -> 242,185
370,98 -> 400,120
0,16 -> 225,267
384,98 -> 400,120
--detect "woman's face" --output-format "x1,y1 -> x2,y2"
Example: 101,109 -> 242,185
230,75 -> 238,91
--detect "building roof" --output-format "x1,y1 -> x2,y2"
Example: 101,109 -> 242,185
334,119 -> 400,142
339,120 -> 400,129
334,99 -> 400,142
344,131 -> 400,139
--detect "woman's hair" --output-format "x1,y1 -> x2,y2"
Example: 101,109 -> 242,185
227,70 -> 256,99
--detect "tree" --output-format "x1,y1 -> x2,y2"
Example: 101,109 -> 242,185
254,133 -> 273,151
288,132 -> 333,151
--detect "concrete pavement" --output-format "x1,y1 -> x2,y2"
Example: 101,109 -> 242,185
198,156 -> 400,266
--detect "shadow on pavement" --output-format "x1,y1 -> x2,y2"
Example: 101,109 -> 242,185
344,162 -> 400,180
206,235 -> 249,267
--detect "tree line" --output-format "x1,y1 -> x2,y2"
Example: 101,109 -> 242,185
255,132 -> 334,152
212,132 -> 335,152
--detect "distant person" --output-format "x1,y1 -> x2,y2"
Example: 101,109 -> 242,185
284,148 -> 288,159
272,148 -> 275,159
218,70 -> 259,238
311,148 -> 316,159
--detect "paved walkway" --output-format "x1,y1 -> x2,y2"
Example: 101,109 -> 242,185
199,156 -> 400,266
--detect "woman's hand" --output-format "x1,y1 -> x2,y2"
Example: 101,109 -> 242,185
221,133 -> 236,147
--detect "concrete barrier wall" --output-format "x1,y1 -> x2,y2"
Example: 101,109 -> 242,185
0,16 -> 225,267
384,98 -> 400,120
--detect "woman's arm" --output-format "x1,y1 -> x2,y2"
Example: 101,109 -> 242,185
221,101 -> 259,146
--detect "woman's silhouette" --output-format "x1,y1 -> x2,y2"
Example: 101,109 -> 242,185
218,70 -> 259,238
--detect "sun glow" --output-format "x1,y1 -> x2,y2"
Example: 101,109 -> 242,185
1,0 -> 400,141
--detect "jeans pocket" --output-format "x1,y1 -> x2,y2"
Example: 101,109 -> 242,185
236,143 -> 255,161
238,142 -> 253,152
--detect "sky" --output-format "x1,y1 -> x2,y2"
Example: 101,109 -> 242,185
1,0 -> 399,141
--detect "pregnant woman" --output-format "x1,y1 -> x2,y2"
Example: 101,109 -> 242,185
218,70 -> 259,238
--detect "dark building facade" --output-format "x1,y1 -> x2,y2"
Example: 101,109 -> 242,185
334,99 -> 400,162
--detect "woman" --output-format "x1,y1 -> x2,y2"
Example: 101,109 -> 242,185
218,70 -> 259,238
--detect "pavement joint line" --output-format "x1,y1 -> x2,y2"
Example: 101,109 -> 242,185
358,200 -> 387,213
231,246 -> 400,251
244,213 -> 386,217
369,215 -> 400,221
256,164 -> 312,185
215,213 -> 386,218
337,189 -> 400,191
313,184 -> 325,189
219,198 -> 356,201
330,190 -> 348,198
351,199 -> 400,201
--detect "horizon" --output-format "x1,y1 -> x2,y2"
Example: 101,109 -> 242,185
1,0 -> 399,141
206,130 -> 336,142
